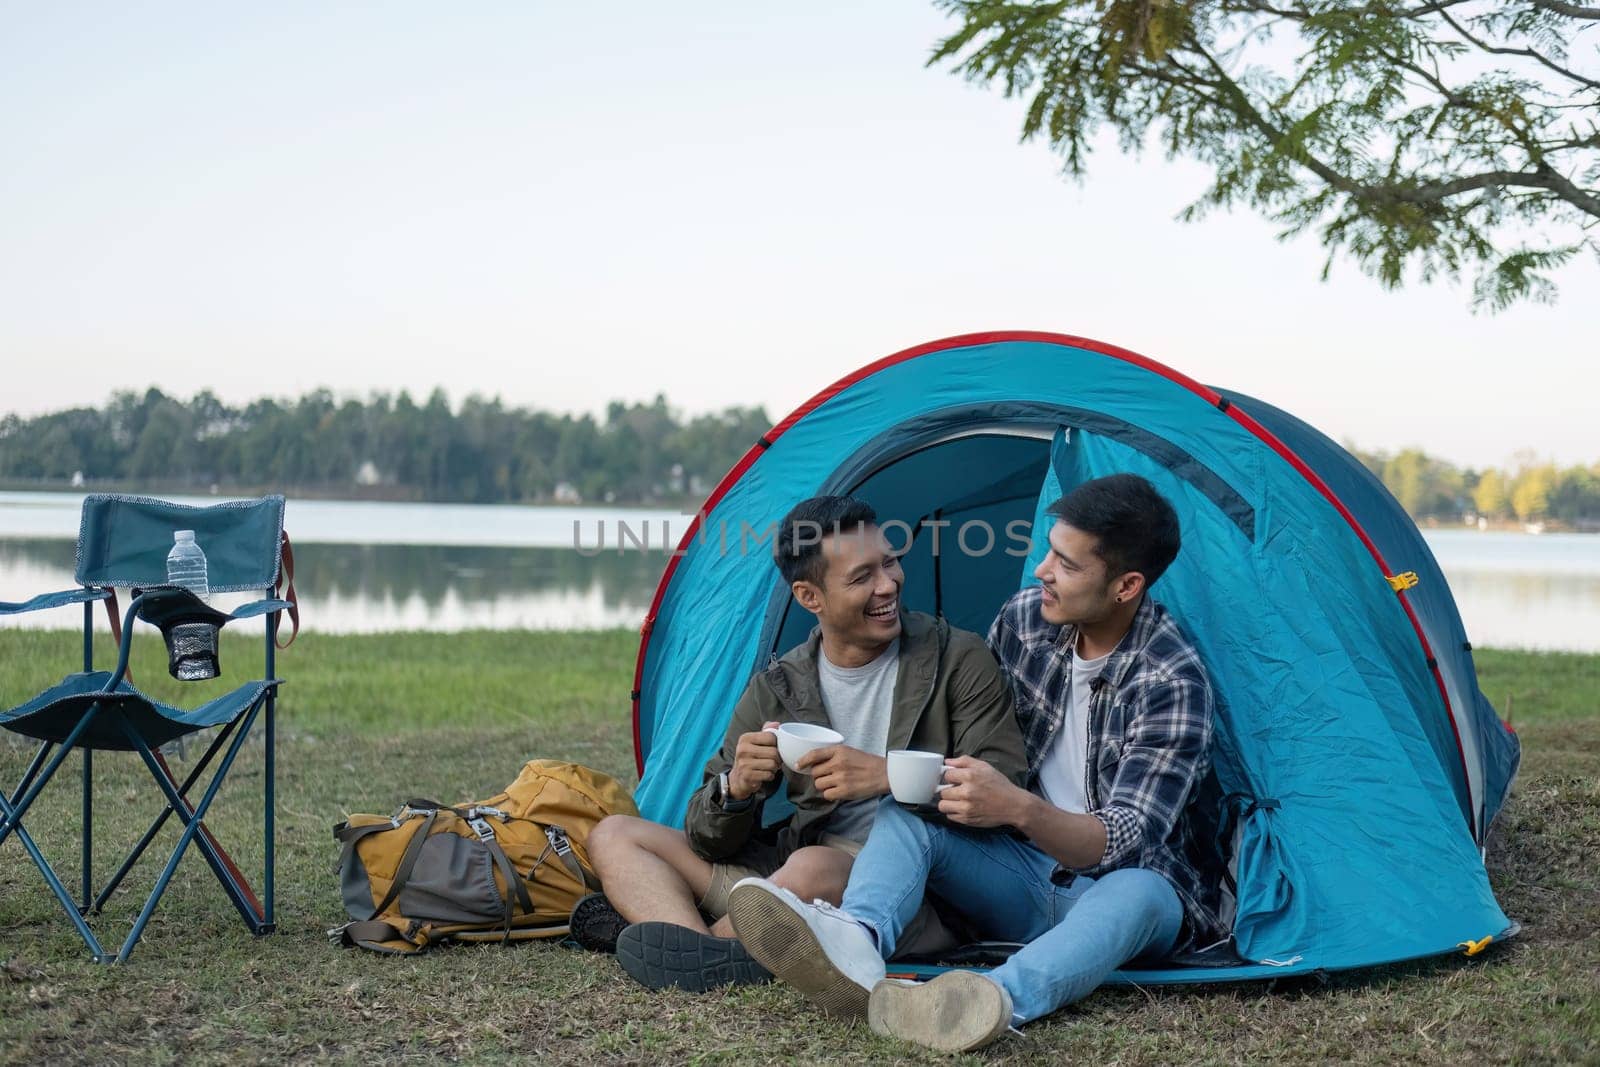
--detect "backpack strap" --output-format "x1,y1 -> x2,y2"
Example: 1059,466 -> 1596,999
331,918 -> 433,954
493,814 -> 602,892
458,808 -> 536,936
333,818 -> 410,879
542,825 -> 602,892
406,798 -> 472,819
365,807 -> 441,920
340,919 -> 407,945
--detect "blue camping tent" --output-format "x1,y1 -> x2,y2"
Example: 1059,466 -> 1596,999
630,331 -> 1520,983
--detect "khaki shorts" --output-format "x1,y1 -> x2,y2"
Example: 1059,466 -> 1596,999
698,833 -> 957,960
698,833 -> 862,919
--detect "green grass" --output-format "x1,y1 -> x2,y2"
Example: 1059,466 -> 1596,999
1474,647 -> 1600,724
0,628 -> 641,736
0,629 -> 1595,1064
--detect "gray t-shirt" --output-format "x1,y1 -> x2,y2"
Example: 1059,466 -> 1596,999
816,640 -> 899,843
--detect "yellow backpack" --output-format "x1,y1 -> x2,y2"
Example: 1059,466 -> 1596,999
332,760 -> 637,954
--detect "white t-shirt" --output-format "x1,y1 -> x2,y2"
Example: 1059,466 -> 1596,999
1034,643 -> 1111,814
815,640 -> 899,843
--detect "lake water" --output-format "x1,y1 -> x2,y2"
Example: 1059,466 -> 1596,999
2,492 -> 1597,652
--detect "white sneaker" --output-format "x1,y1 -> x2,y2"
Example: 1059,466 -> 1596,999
726,877 -> 885,1018
868,970 -> 1015,1052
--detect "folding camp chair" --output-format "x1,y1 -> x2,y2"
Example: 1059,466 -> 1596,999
0,494 -> 297,962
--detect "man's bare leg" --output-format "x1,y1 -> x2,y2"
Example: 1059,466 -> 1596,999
589,815 -> 718,934
705,845 -> 854,936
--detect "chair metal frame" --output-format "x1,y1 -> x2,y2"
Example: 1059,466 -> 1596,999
0,502 -> 288,963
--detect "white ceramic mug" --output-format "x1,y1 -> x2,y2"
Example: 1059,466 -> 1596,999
886,749 -> 950,805
764,722 -> 844,773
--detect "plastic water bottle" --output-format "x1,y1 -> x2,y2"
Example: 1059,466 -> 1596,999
166,530 -> 210,599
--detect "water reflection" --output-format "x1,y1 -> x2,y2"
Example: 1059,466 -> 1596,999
1447,570 -> 1600,652
3,535 -> 1598,650
0,539 -> 669,633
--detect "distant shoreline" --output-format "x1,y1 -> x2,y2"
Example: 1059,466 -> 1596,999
0,479 -> 712,512
2,482 -> 1596,535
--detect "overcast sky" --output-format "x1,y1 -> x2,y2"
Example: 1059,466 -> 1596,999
2,2 -> 1595,470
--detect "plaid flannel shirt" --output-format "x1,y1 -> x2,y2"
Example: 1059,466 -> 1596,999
987,586 -> 1227,949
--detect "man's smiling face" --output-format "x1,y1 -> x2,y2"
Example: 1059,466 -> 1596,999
801,523 -> 904,650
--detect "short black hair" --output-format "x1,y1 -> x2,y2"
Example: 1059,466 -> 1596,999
775,496 -> 878,586
1046,474 -> 1180,587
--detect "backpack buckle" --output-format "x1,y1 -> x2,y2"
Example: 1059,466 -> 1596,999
468,816 -> 497,840
545,825 -> 572,856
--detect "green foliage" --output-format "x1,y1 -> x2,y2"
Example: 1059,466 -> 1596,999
1473,468 -> 1508,518
1347,444 -> 1600,523
1382,447 -> 1466,516
0,388 -> 770,506
1511,462 -> 1558,520
931,0 -> 1600,309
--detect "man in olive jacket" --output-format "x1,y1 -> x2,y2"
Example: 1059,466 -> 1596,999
585,496 -> 1027,993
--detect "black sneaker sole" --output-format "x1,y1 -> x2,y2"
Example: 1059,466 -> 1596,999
615,922 -> 772,993
569,893 -> 627,954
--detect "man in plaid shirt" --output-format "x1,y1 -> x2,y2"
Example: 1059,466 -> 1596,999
728,474 -> 1226,1052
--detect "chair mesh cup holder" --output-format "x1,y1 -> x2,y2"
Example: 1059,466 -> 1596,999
134,587 -> 234,682
168,622 -> 220,681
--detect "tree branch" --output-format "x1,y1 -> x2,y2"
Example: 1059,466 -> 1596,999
1433,6 -> 1600,89
1527,0 -> 1600,20
1161,47 -> 1600,219
1165,48 -> 1373,194
1237,0 -> 1476,21
1410,167 -> 1600,214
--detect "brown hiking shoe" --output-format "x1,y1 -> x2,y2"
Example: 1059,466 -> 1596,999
867,970 -> 1015,1052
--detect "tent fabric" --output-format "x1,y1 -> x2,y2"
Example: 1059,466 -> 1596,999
1215,389 -> 1520,841
630,331 -> 1517,982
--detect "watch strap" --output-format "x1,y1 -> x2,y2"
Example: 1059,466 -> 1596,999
717,770 -> 755,813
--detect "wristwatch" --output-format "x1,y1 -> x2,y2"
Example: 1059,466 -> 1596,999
712,770 -> 755,813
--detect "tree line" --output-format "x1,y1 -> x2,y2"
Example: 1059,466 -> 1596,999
1348,446 -> 1600,528
1,388 -> 1596,524
0,388 -> 769,505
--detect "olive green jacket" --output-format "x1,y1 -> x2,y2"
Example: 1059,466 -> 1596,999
682,611 -> 1028,862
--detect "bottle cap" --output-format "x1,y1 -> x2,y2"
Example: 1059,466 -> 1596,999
174,530 -> 195,541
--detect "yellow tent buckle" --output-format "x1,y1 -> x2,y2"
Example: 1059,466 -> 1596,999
1458,935 -> 1493,957
1387,571 -> 1419,592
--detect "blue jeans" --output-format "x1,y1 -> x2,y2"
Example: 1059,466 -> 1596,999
844,799 -> 1183,1024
